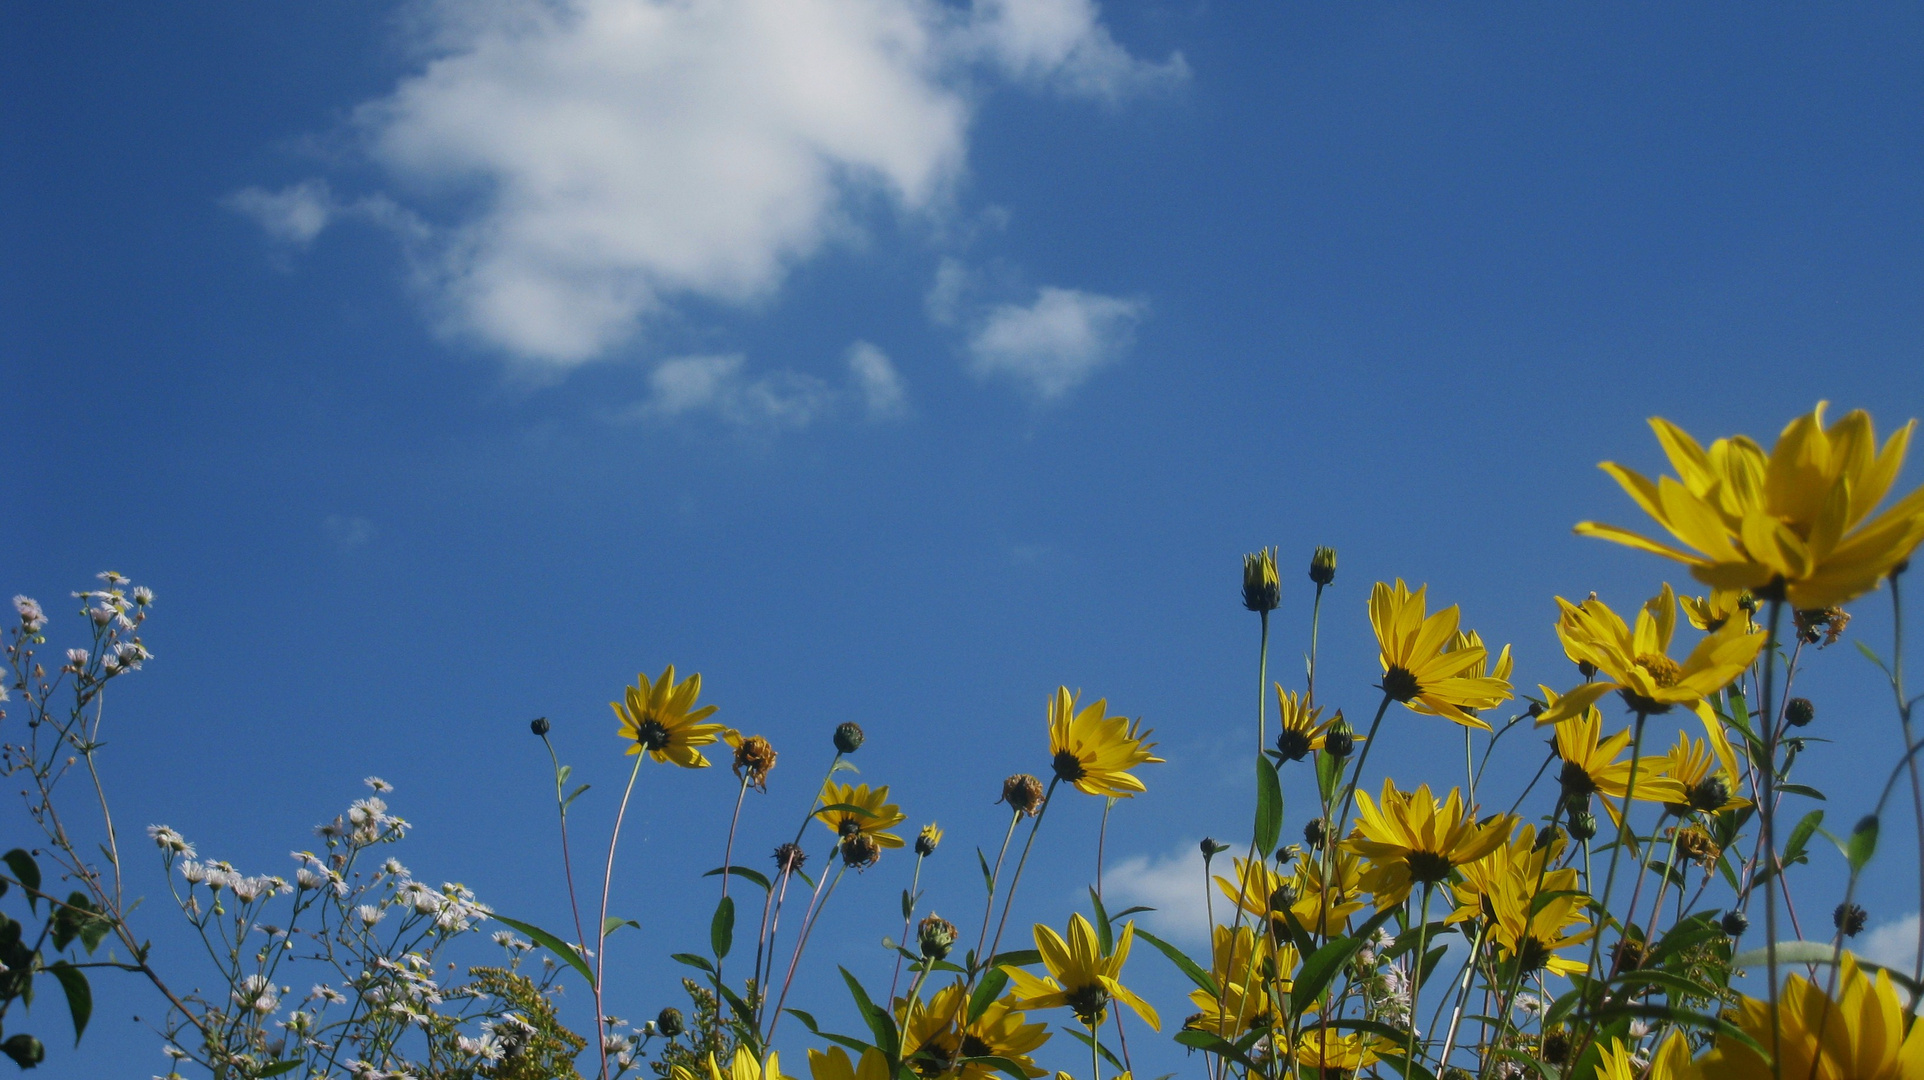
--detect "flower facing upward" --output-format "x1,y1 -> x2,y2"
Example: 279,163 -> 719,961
1242,548 -> 1281,612
895,983 -> 1049,1080
816,782 -> 907,849
613,666 -> 725,767
1699,954 -> 1924,1080
1006,914 -> 1160,1030
1272,686 -> 1340,762
1539,584 -> 1763,727
1046,688 -> 1163,798
1368,580 -> 1513,730
1577,403 -> 1924,608
1184,923 -> 1297,1040
1345,780 -> 1513,908
1547,690 -> 1688,826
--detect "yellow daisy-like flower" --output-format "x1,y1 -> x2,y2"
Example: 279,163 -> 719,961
1369,580 -> 1513,730
1601,1032 -> 1697,1080
1681,589 -> 1752,634
1447,821 -> 1560,927
1538,584 -> 1763,728
1345,780 -> 1513,908
808,1047 -> 889,1080
1699,954 -> 1924,1080
1294,1030 -> 1391,1072
1272,685 -> 1341,762
1578,403 -> 1924,609
1659,728 -> 1748,817
1184,923 -> 1297,1039
1547,689 -> 1688,826
612,665 -> 725,767
1484,866 -> 1594,977
676,1048 -> 790,1080
1006,914 -> 1160,1031
1046,687 -> 1163,798
1409,629 -> 1514,726
816,782 -> 907,849
1215,852 -> 1367,937
895,983 -> 1050,1080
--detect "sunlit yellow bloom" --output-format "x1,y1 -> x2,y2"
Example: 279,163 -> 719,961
1699,954 -> 1924,1080
1485,866 -> 1594,977
1578,403 -> 1924,608
1547,689 -> 1688,826
1047,687 -> 1163,798
1006,914 -> 1159,1030
1601,1031 -> 1698,1080
1184,923 -> 1298,1040
1369,580 -> 1513,730
808,1047 -> 889,1080
1660,728 -> 1748,817
1410,630 -> 1513,726
612,665 -> 725,767
1294,1030 -> 1390,1072
1345,780 -> 1512,908
1540,585 -> 1764,730
1272,685 -> 1341,761
1448,821 -> 1561,926
895,983 -> 1050,1080
916,823 -> 943,856
816,782 -> 907,848
677,1048 -> 790,1080
1681,589 -> 1752,634
1215,852 -> 1366,937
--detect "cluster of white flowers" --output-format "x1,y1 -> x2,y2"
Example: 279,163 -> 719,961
147,824 -> 195,856
104,639 -> 152,673
13,595 -> 47,633
291,850 -> 347,896
231,973 -> 282,1015
348,1060 -> 418,1080
393,879 -> 492,933
317,791 -> 411,847
174,857 -> 288,904
1352,926 -> 1415,1030
457,1032 -> 506,1063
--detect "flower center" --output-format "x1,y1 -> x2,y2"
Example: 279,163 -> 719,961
1275,728 -> 1313,762
1558,760 -> 1597,798
1064,983 -> 1111,1026
1406,850 -> 1453,884
1051,750 -> 1087,783
1633,652 -> 1682,689
1382,666 -> 1421,703
959,1035 -> 992,1059
634,718 -> 672,751
1516,936 -> 1552,975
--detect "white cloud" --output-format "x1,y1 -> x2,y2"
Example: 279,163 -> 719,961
1103,841 -> 1214,944
237,0 -> 1182,365
846,341 -> 908,419
924,256 -> 971,326
966,285 -> 1143,399
1860,912 -> 1921,974
637,354 -> 835,430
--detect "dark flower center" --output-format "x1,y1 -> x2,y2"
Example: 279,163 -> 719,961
1406,850 -> 1453,884
1064,984 -> 1111,1026
634,718 -> 672,751
1688,776 -> 1730,813
1051,750 -> 1088,783
1515,936 -> 1551,975
1558,760 -> 1597,798
1275,728 -> 1313,762
959,1035 -> 992,1059
839,817 -> 864,838
1618,690 -> 1674,716
1382,666 -> 1421,703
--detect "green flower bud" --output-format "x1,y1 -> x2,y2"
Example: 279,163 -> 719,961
918,914 -> 958,960
1786,697 -> 1815,727
1243,548 -> 1281,613
1309,547 -> 1337,587
834,722 -> 866,754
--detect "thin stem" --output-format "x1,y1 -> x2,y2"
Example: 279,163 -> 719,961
1408,883 -> 1434,1067
1089,1020 -> 1102,1080
539,733 -> 592,960
1759,596 -> 1786,1080
714,774 -> 751,990
1889,572 -> 1924,993
1335,693 -> 1395,842
1097,797 -> 1115,899
1258,609 -> 1271,761
593,752 -> 647,1080
889,853 -> 928,1002
985,779 -> 1061,969
1434,920 -> 1488,1069
765,860 -> 847,1045
1308,582 -> 1326,706
970,811 -> 1023,980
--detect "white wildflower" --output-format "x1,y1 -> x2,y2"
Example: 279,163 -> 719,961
67,648 -> 89,668
14,596 -> 46,631
364,776 -> 393,793
357,905 -> 385,927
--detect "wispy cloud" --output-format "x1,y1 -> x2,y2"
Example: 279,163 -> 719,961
1861,911 -> 1920,974
846,341 -> 909,420
966,286 -> 1143,399
236,0 -> 1182,366
633,341 -> 908,430
1104,840 -> 1212,943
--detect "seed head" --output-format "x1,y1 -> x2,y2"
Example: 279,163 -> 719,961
1000,774 -> 1047,817
1687,776 -> 1731,814
1834,902 -> 1868,938
772,843 -> 808,874
1303,818 -> 1327,850
1720,910 -> 1749,937
732,734 -> 778,791
655,1007 -> 684,1038
840,833 -> 881,870
1786,697 -> 1815,727
834,722 -> 866,754
1309,546 -> 1337,587
917,914 -> 958,960
530,717 -> 551,737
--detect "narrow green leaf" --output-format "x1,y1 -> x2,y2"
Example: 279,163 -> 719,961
977,849 -> 995,896
1060,1026 -> 1125,1071
1173,1030 -> 1257,1070
785,1009 -> 877,1056
901,888 -> 914,920
1732,940 -> 1924,997
1254,756 -> 1283,857
672,952 -> 716,972
968,967 -> 1011,1024
563,783 -> 592,808
1849,814 -> 1880,873
602,916 -> 640,936
711,896 -> 736,960
989,949 -> 1042,968
4,849 -> 41,914
1776,783 -> 1826,801
1857,640 -> 1894,678
1290,906 -> 1399,1015
958,1056 -> 1033,1080
257,1059 -> 304,1077
1089,887 -> 1114,955
703,866 -> 773,891
495,914 -> 595,988
1316,749 -> 1342,806
1134,927 -> 1219,997
840,967 -> 900,1060
46,962 -> 90,1044
817,802 -> 878,818
1784,810 -> 1824,864
556,764 -> 573,786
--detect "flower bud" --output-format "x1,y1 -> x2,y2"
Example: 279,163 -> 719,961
1533,825 -> 1564,851
530,717 -> 551,737
834,722 -> 866,754
1568,810 -> 1597,842
915,824 -> 943,857
1243,549 -> 1281,613
1000,774 -> 1047,817
1687,776 -> 1730,814
1308,547 -> 1337,587
918,914 -> 958,960
1324,718 -> 1355,758
1786,697 -> 1815,727
1303,818 -> 1327,850
1834,902 -> 1867,938
1266,883 -> 1300,913
1720,910 -> 1748,937
1200,837 -> 1232,858
655,1007 -> 685,1038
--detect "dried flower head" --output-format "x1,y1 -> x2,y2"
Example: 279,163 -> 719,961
729,732 -> 778,791
840,832 -> 881,870
1000,774 -> 1047,817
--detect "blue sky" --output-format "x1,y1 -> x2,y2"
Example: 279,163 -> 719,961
5,2 -> 1924,1076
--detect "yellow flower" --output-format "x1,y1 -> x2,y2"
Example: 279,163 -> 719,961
1272,686 -> 1340,762
677,1049 -> 790,1080
1369,580 -> 1513,730
1699,954 -> 1924,1080
1047,687 -> 1163,798
1409,630 -> 1513,726
1447,821 -> 1560,927
1294,1030 -> 1391,1072
1659,728 -> 1748,817
1243,547 -> 1281,612
1006,914 -> 1159,1030
816,782 -> 907,849
1215,852 -> 1366,937
1601,1032 -> 1697,1080
1680,589 -> 1752,633
1547,689 -> 1689,826
1577,403 -> 1924,608
916,823 -> 943,856
1345,780 -> 1512,908
808,1047 -> 889,1080
896,983 -> 1050,1080
1184,923 -> 1297,1040
1538,584 -> 1763,729
612,665 -> 725,767
1483,866 -> 1594,977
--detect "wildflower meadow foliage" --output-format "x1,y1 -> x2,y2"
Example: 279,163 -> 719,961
6,401 -> 1924,1079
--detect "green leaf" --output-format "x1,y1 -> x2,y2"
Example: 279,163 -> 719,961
556,764 -> 573,786
1776,783 -> 1826,801
1290,906 -> 1399,1015
671,952 -> 716,973
711,896 -> 736,960
989,949 -> 1042,968
1784,810 -> 1824,864
1376,1050 -> 1439,1080
784,1008 -> 877,1057
1857,639 -> 1894,678
4,849 -> 41,914
817,802 -> 878,818
1587,1003 -> 1766,1059
1732,940 -> 1924,997
957,1056 -> 1033,1080
603,916 -> 640,936
258,1059 -> 305,1077
977,849 -> 995,896
46,962 -> 90,1044
563,783 -> 592,809
839,967 -> 899,1061
968,967 -> 1011,1024
1316,749 -> 1342,806
703,866 -> 773,891
1255,756 -> 1283,858
1089,888 -> 1114,955
495,915 -> 595,988
901,888 -> 914,920
1849,814 -> 1880,873
1173,1030 -> 1258,1070
1134,927 -> 1219,996
1060,1026 -> 1125,1071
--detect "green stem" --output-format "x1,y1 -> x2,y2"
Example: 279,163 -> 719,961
984,778 -> 1061,973
593,752 -> 647,1080
1758,596 -> 1786,1080
1408,883 -> 1434,1068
